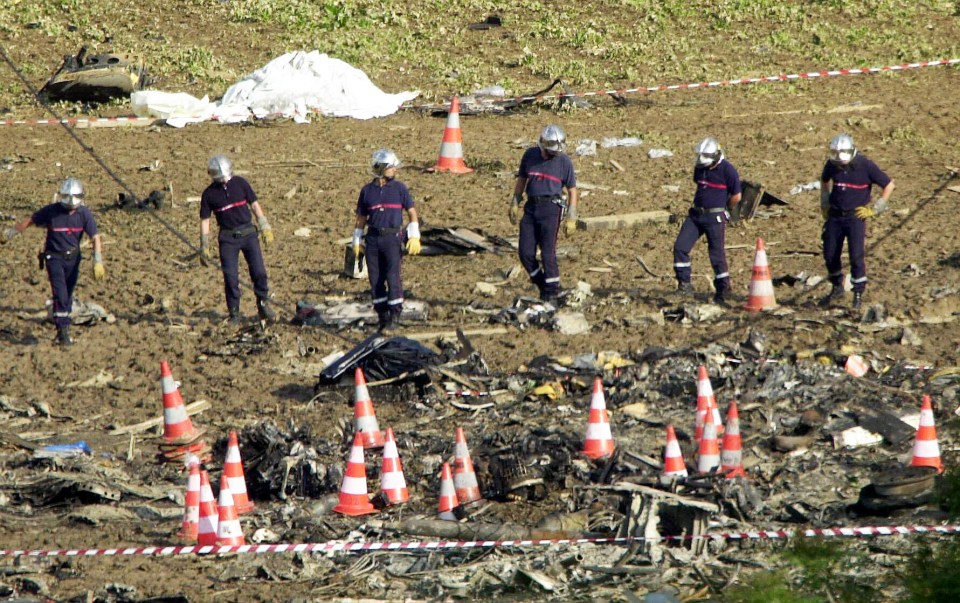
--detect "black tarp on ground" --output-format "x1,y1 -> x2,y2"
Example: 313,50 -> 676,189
316,334 -> 438,385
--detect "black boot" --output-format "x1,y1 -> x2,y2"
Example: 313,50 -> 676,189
818,285 -> 844,307
377,312 -> 394,333
713,289 -> 729,306
228,308 -> 242,324
256,298 -> 275,322
852,291 -> 863,310
677,281 -> 694,297
55,325 -> 73,346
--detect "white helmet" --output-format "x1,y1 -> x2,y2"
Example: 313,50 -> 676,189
370,148 -> 401,177
695,137 -> 724,167
57,178 -> 85,208
207,154 -> 233,183
539,124 -> 566,155
829,133 -> 857,165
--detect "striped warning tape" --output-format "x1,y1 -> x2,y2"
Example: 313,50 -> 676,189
401,57 -> 960,111
3,524 -> 958,558
0,116 -> 157,127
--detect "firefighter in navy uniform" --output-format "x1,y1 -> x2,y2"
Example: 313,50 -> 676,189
818,133 -> 895,310
352,149 -> 421,332
508,124 -> 579,303
673,137 -> 742,305
1,178 -> 105,345
199,154 -> 276,323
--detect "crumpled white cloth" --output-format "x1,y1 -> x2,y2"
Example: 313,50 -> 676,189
131,50 -> 419,127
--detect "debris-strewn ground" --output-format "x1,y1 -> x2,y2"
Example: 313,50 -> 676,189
4,5 -> 960,602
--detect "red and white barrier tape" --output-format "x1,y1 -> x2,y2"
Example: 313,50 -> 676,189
401,57 -> 960,111
0,116 -> 156,127
3,524 -> 958,558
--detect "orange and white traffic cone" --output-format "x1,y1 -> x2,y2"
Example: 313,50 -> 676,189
380,428 -> 409,505
437,462 -> 460,521
582,377 -> 616,459
333,432 -> 377,516
160,360 -> 202,443
430,96 -> 473,174
177,461 -> 201,542
452,427 -> 483,504
224,431 -> 254,514
845,354 -> 869,378
215,475 -> 245,546
663,425 -> 688,478
197,469 -> 219,547
720,401 -> 746,478
697,410 -> 721,474
354,368 -> 384,449
911,394 -> 944,474
695,365 -> 723,442
744,238 -> 777,312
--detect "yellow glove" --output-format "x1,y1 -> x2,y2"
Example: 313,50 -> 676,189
563,218 -> 577,236
508,195 -> 521,225
854,206 -> 875,220
200,246 -> 215,267
93,262 -> 106,281
820,206 -> 829,220
260,228 -> 274,246
406,237 -> 422,256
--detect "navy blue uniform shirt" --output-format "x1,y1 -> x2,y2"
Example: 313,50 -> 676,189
693,160 -> 741,209
31,203 -> 98,254
356,179 -> 414,229
200,177 -> 257,230
518,147 -> 576,198
821,156 -> 891,211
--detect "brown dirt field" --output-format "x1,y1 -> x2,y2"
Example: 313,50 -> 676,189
1,62 -> 960,601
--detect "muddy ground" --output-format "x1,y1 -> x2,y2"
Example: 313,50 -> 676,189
1,62 -> 960,601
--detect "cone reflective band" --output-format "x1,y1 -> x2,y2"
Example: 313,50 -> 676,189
695,365 -> 723,442
380,428 -> 409,505
437,462 -> 460,520
744,238 -> 777,311
453,427 -> 482,504
354,368 -> 384,449
663,425 -> 688,478
582,377 -> 615,459
215,475 -> 245,546
333,432 -> 377,516
431,96 -> 473,173
197,469 -> 219,547
697,411 -> 721,474
845,354 -> 869,378
160,360 -> 200,443
720,401 -> 745,478
911,395 -> 944,473
224,431 -> 254,514
177,462 -> 201,541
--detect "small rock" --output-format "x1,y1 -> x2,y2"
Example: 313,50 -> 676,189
899,327 -> 922,346
473,282 -> 498,296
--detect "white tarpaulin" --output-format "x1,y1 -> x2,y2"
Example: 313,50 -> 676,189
131,51 -> 419,127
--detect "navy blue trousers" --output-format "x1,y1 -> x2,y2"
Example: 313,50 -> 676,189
518,201 -> 562,298
218,231 -> 269,311
823,215 -> 867,292
365,232 -> 404,317
46,253 -> 80,328
673,211 -> 730,293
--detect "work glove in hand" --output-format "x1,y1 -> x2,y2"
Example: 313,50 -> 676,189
508,195 -> 521,225
0,227 -> 16,244
352,228 -> 364,256
563,205 -> 578,236
258,216 -> 274,246
820,206 -> 830,220
199,234 -> 214,267
405,221 -> 422,256
854,206 -> 875,220
93,262 -> 106,280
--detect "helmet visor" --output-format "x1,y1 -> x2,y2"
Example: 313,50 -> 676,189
58,193 -> 84,207
829,149 -> 854,164
697,151 -> 721,166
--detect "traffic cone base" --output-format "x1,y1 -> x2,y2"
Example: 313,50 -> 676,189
431,97 -> 473,173
224,431 -> 255,514
582,377 -> 616,459
744,238 -> 777,312
354,368 -> 385,449
334,432 -> 377,516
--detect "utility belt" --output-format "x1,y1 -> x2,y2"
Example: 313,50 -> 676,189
528,195 -> 564,206
828,208 -> 858,218
367,226 -> 401,236
42,246 -> 80,260
224,224 -> 257,239
689,206 -> 726,215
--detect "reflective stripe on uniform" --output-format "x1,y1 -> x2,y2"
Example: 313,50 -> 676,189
372,296 -> 388,304
527,171 -> 562,184
674,262 -> 691,268
387,298 -> 404,305
544,277 -> 560,283
714,272 -> 729,279
852,276 -> 868,283
528,267 -> 541,278
213,200 -> 248,213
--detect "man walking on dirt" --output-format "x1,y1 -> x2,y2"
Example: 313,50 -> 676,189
673,137 -> 741,305
199,154 -> 276,323
1,178 -> 105,345
818,133 -> 895,311
508,124 -> 579,304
